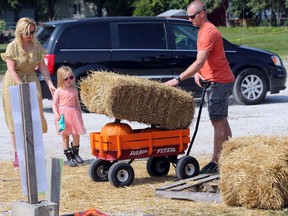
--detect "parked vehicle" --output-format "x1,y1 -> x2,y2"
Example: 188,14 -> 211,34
37,17 -> 286,106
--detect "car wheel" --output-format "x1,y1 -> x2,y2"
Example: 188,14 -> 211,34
176,156 -> 199,179
233,68 -> 268,105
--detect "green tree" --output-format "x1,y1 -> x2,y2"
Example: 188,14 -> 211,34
0,19 -> 6,31
46,0 -> 58,20
133,0 -> 187,16
133,0 -> 163,16
104,0 -> 136,16
84,0 -> 136,16
0,1 -> 10,19
3,0 -> 57,21
202,0 -> 229,26
228,0 -> 288,26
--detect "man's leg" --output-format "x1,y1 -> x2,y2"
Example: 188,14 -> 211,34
211,118 -> 232,163
200,82 -> 233,174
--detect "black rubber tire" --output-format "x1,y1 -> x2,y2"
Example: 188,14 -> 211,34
176,156 -> 199,179
233,68 -> 268,105
146,156 -> 170,177
88,159 -> 111,182
108,162 -> 135,187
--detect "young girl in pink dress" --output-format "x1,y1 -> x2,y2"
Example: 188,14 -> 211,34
52,66 -> 86,167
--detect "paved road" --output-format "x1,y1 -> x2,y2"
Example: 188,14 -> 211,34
0,75 -> 288,162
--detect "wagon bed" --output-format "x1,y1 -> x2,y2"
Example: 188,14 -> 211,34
90,128 -> 190,160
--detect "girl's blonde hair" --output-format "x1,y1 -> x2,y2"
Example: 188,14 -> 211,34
57,66 -> 75,88
14,17 -> 40,54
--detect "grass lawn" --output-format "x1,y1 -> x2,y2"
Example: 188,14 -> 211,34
219,26 -> 288,61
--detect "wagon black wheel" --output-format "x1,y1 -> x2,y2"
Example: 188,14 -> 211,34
146,157 -> 170,177
108,162 -> 134,187
176,156 -> 199,179
88,159 -> 112,182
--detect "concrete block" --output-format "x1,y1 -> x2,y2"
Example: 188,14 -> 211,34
11,200 -> 58,216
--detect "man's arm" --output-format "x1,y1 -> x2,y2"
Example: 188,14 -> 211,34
165,50 -> 209,87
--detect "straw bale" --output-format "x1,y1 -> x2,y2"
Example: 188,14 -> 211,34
219,136 -> 288,210
80,71 -> 195,129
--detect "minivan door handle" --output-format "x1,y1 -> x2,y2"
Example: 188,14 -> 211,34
174,55 -> 189,59
156,55 -> 171,60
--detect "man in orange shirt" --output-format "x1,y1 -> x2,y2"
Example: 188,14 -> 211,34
166,0 -> 235,174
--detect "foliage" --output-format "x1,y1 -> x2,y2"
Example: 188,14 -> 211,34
1,0 -> 58,21
203,0 -> 223,14
84,0 -> 137,16
228,0 -> 288,26
1,0 -> 288,25
133,0 -> 187,16
83,0 -> 105,16
133,0 -> 163,16
0,20 -> 6,31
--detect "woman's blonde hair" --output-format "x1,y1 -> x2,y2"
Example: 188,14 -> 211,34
14,17 -> 40,54
57,66 -> 75,88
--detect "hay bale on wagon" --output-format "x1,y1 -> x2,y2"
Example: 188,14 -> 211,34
80,71 -> 195,129
219,136 -> 288,210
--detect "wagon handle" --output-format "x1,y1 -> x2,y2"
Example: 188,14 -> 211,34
186,81 -> 210,156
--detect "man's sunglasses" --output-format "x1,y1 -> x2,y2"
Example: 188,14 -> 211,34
188,9 -> 205,19
64,75 -> 74,81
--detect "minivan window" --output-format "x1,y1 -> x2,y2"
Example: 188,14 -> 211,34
60,23 -> 110,49
118,23 -> 167,49
37,26 -> 55,46
172,24 -> 198,50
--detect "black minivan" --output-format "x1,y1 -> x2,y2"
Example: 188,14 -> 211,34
37,17 -> 286,105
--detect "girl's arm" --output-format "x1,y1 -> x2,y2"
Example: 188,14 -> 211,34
52,89 -> 60,120
38,61 -> 56,96
6,58 -> 22,85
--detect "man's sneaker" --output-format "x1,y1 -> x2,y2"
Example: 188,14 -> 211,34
199,161 -> 218,174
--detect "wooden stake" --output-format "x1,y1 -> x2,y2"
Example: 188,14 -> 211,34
20,83 -> 38,204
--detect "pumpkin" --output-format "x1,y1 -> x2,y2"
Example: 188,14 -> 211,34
100,119 -> 133,136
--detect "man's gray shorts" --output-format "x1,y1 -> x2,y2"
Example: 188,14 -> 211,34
204,82 -> 234,121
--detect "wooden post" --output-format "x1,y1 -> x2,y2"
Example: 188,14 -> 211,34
45,157 -> 62,210
20,83 -> 38,204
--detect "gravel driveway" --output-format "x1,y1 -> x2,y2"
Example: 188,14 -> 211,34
0,73 -> 287,163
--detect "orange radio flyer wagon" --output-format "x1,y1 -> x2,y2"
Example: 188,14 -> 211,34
88,127 -> 200,187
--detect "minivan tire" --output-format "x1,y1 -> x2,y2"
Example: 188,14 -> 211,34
233,68 -> 268,105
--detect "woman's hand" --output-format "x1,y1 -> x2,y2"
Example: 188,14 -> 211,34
38,61 -> 56,96
54,114 -> 60,121
48,83 -> 56,96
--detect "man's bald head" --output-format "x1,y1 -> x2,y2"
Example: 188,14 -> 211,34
187,0 -> 207,12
